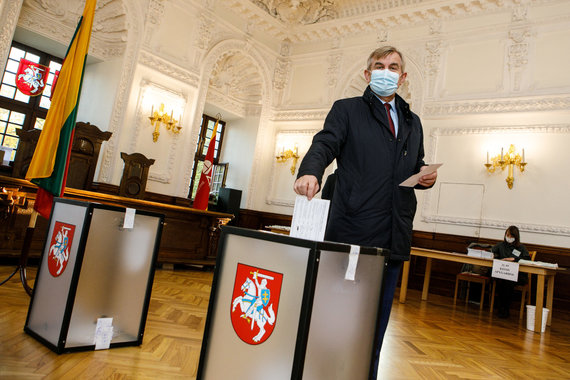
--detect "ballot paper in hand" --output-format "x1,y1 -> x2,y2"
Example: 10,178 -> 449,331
289,195 -> 330,241
399,163 -> 443,187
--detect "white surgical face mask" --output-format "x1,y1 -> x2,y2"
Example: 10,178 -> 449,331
505,236 -> 515,244
369,69 -> 399,97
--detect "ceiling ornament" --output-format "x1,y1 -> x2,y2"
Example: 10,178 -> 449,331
251,0 -> 337,25
223,0 -> 522,43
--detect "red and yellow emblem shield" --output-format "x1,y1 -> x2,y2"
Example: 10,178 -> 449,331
230,263 -> 283,345
15,58 -> 49,96
47,221 -> 75,277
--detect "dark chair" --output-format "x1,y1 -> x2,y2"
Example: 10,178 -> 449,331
119,152 -> 155,199
11,122 -> 111,190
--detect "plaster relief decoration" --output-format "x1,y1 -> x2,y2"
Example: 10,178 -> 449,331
507,26 -> 530,92
139,50 -> 200,87
136,80 -> 187,184
376,29 -> 388,44
143,0 -> 166,47
421,125 -> 570,237
267,130 -> 325,207
252,0 -> 337,25
208,52 -> 263,117
196,12 -> 214,51
21,0 -> 128,60
327,52 -> 343,88
424,40 -> 442,98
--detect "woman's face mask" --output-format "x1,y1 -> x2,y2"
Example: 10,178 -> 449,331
369,69 -> 399,97
505,235 -> 515,244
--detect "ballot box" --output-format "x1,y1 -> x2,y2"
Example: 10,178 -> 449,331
24,198 -> 164,354
197,226 -> 389,380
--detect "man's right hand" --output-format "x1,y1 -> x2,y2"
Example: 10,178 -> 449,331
293,175 -> 320,200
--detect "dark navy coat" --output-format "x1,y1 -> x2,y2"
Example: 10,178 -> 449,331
297,87 -> 431,261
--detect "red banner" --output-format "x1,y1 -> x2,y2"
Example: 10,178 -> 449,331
15,58 -> 49,96
193,120 -> 219,210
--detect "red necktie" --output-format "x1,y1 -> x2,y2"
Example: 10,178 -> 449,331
384,103 -> 396,137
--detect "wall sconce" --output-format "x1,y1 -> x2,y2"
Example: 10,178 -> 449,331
149,103 -> 182,142
276,144 -> 300,175
484,144 -> 527,189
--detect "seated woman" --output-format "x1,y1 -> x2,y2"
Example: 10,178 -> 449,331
492,225 -> 531,318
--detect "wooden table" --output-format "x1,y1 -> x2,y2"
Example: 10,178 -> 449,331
399,247 -> 561,333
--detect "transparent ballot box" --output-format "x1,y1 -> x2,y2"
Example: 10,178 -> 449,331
197,226 -> 390,380
24,198 -> 164,354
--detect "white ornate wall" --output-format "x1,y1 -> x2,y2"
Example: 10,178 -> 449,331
2,0 -> 569,246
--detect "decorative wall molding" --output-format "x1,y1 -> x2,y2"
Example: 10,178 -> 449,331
424,215 -> 570,237
139,50 -> 200,87
430,124 -> 570,137
271,109 -> 328,121
221,0 -> 525,43
421,124 -> 570,237
423,95 -> 570,116
327,52 -> 343,88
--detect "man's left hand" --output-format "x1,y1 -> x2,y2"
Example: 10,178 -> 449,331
418,165 -> 437,187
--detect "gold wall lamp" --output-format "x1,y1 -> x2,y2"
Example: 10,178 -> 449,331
149,103 -> 182,142
484,144 -> 527,189
276,144 -> 300,175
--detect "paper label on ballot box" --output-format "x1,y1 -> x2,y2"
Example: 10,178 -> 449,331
230,263 -> 283,345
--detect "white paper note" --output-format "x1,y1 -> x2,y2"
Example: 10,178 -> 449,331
345,245 -> 360,281
289,196 -> 330,241
123,208 -> 136,229
492,259 -> 519,282
399,163 -> 443,187
94,318 -> 114,350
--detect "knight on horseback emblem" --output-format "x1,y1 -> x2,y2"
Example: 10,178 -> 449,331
15,58 -> 49,96
231,263 -> 283,345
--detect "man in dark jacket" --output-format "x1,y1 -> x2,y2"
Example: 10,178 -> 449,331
294,46 -> 437,379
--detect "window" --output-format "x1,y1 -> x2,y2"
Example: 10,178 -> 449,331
0,42 -> 62,162
189,114 -> 227,200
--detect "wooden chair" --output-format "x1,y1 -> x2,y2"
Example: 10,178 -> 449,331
454,271 -> 491,310
119,152 -> 155,199
490,250 -> 537,319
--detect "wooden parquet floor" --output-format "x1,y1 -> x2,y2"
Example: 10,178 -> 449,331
1,265 -> 569,379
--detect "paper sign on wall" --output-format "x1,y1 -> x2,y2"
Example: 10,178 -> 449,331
492,259 -> 519,282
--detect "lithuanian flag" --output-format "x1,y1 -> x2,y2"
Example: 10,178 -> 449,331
25,0 -> 97,218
